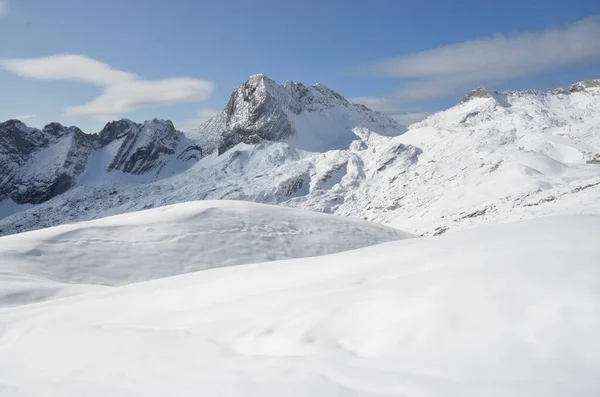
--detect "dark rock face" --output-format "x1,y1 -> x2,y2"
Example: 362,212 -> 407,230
460,87 -> 492,103
569,79 -> 600,92
0,120 -> 94,204
1,118 -> 189,205
177,145 -> 203,162
97,119 -> 182,175
218,75 -> 294,154
194,74 -> 405,155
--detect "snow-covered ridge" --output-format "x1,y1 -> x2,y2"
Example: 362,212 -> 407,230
0,118 -> 196,206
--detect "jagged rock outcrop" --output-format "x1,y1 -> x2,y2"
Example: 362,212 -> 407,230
0,118 -> 188,205
460,87 -> 494,103
0,120 -> 94,204
97,119 -> 183,175
569,79 -> 600,92
188,74 -> 405,155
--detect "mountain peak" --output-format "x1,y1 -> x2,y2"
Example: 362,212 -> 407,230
96,118 -> 182,175
460,87 -> 492,104
42,122 -> 86,139
196,75 -> 404,154
247,73 -> 271,82
569,79 -> 600,93
142,118 -> 176,131
0,119 -> 31,133
243,73 -> 279,91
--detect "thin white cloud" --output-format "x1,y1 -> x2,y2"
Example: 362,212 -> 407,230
13,114 -> 36,120
67,78 -> 215,116
365,15 -> 600,101
0,0 -> 7,16
176,109 -> 220,132
0,54 -> 215,118
351,97 -> 431,126
391,112 -> 432,126
392,79 -> 470,102
0,55 -> 135,86
351,97 -> 394,113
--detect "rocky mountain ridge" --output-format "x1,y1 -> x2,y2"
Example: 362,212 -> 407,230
0,118 -> 193,205
1,76 -> 599,236
1,75 -> 399,208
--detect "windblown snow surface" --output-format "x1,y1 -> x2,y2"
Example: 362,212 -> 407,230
0,200 -> 410,307
1,215 -> 599,396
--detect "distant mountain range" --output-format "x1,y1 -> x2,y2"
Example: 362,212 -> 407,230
1,76 -> 599,236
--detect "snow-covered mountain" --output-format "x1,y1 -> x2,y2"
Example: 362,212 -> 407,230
187,73 -> 404,154
1,76 -> 599,236
0,118 -> 197,207
0,120 -> 93,204
0,75 -> 403,232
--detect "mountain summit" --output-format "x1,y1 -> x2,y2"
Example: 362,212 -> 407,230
188,74 -> 405,154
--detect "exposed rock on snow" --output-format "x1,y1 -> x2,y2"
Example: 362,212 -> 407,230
0,118 -> 191,206
187,73 -> 405,154
569,78 -> 600,92
0,120 -> 93,204
460,86 -> 494,103
96,118 -> 183,175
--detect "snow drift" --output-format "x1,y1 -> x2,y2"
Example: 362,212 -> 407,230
0,215 -> 598,396
0,200 -> 411,306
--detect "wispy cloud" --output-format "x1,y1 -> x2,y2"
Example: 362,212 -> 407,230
66,78 -> 214,116
351,97 -> 395,114
175,109 -> 220,132
0,54 -> 215,118
391,111 -> 432,126
1,55 -> 135,86
365,15 -> 600,101
351,97 -> 430,126
13,114 -> 36,120
0,0 -> 7,16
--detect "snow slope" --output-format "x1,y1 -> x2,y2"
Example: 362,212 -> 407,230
0,200 -> 410,307
380,83 -> 600,233
1,215 -> 598,396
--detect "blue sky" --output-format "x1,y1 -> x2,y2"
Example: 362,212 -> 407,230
1,0 -> 600,132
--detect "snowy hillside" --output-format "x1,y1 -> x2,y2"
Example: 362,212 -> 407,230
1,215 -> 599,396
0,200 -> 410,306
382,80 -> 600,233
1,77 -> 600,236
